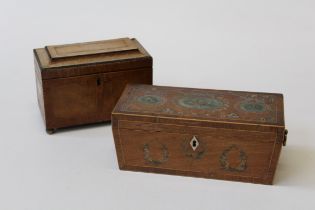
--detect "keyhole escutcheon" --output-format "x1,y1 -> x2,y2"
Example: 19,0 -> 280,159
190,136 -> 199,151
97,78 -> 101,86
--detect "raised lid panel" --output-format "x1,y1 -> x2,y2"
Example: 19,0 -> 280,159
34,38 -> 151,70
45,38 -> 138,60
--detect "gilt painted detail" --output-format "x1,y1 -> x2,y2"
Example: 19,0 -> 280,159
143,142 -> 168,165
220,145 -> 247,172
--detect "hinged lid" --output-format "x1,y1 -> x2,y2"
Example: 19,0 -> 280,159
113,84 -> 285,130
34,38 -> 152,79
45,38 -> 138,61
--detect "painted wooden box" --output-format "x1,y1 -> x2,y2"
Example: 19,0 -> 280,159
34,38 -> 152,133
112,84 -> 287,184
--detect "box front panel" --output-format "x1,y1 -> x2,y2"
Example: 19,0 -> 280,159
44,74 -> 102,129
43,68 -> 152,130
115,120 -> 279,184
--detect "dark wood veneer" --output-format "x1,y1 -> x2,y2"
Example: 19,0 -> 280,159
34,38 -> 153,133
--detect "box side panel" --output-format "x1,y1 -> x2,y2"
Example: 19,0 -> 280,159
113,118 -> 282,184
265,128 -> 285,184
112,116 -> 126,169
34,55 -> 46,125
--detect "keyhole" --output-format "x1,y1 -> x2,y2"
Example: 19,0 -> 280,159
192,140 -> 197,147
97,78 -> 101,86
190,136 -> 199,151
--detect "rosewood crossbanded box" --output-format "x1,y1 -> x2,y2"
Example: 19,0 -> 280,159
34,38 -> 152,133
112,84 -> 287,184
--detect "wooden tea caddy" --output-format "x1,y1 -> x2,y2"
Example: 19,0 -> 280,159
34,38 -> 152,133
112,84 -> 287,184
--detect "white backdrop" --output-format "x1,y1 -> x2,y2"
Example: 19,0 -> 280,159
0,0 -> 314,209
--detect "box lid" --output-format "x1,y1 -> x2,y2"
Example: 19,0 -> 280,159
113,84 -> 285,129
34,38 -> 152,79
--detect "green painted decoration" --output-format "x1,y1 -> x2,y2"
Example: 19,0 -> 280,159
240,101 -> 266,113
143,143 -> 168,165
220,145 -> 247,172
137,95 -> 163,105
178,96 -> 225,110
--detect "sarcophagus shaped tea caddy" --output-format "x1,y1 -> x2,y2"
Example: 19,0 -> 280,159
112,84 -> 287,184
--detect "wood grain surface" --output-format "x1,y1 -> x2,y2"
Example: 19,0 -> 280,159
34,38 -> 152,133
112,84 -> 286,184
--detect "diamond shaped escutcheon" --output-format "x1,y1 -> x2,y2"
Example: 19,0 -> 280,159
190,136 -> 199,151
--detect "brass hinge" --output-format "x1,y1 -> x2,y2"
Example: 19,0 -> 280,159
283,129 -> 288,146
